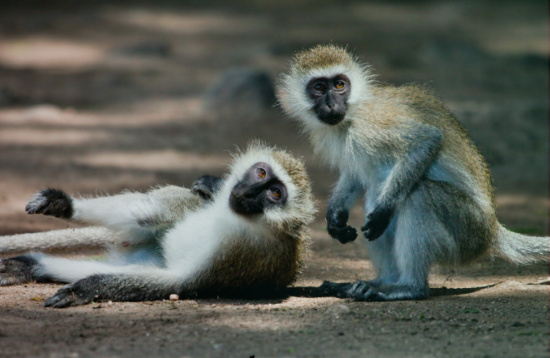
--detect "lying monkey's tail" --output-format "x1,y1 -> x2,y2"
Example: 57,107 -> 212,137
493,224 -> 549,264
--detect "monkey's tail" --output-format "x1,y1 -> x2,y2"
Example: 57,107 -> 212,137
493,224 -> 549,264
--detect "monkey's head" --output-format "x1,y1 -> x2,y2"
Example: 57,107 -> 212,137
277,44 -> 374,128
224,141 -> 316,233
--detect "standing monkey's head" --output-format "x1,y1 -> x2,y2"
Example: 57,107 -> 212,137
277,44 -> 374,128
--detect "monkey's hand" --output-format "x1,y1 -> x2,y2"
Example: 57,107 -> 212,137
25,188 -> 74,219
326,208 -> 357,244
361,206 -> 394,241
191,175 -> 223,200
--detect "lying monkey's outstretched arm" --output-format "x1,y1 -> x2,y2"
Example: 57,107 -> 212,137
25,186 -> 205,243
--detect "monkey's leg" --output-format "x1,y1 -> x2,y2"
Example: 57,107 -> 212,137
350,180 -> 485,301
315,218 -> 399,298
44,270 -> 184,308
0,253 -> 149,286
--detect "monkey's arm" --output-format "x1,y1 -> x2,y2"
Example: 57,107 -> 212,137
326,174 -> 363,243
26,186 -> 204,243
362,125 -> 443,240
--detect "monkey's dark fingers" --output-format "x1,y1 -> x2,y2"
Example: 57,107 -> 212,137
0,256 -> 37,286
331,229 -> 357,243
314,281 -> 353,298
25,188 -> 73,219
328,225 -> 357,244
44,285 -> 75,308
361,221 -> 388,241
45,284 -> 94,308
361,206 -> 394,240
349,280 -> 376,300
362,228 -> 382,241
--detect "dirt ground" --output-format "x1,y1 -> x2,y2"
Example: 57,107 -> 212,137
0,1 -> 548,357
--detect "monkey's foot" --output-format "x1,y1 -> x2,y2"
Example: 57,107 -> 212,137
314,281 -> 354,298
348,280 -> 428,301
0,255 -> 38,286
45,278 -> 99,308
25,188 -> 73,218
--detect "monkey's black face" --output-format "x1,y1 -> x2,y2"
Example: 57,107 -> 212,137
306,74 -> 350,125
229,162 -> 288,216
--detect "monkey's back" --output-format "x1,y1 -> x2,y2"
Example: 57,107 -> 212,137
368,84 -> 495,210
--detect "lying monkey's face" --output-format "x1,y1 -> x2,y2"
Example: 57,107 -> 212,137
306,74 -> 350,125
229,162 -> 288,216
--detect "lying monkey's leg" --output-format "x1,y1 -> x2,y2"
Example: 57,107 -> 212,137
0,253 -> 150,286
44,270 -> 184,308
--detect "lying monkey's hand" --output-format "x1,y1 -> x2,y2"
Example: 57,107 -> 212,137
327,208 -> 357,244
25,188 -> 73,219
362,206 -> 394,241
191,175 -> 223,200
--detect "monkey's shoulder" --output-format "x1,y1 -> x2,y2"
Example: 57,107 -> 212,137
371,83 -> 446,112
366,83 -> 468,131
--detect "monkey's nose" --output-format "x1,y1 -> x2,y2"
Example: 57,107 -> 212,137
231,186 -> 248,199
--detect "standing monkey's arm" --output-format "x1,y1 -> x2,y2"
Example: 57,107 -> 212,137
326,173 -> 364,243
362,124 -> 443,240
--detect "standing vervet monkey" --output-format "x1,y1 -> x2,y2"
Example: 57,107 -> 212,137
277,44 -> 548,301
0,142 -> 316,308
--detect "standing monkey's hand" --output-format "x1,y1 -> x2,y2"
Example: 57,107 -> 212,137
326,208 -> 357,244
362,206 -> 394,241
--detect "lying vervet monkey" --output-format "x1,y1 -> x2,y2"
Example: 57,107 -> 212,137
0,142 -> 316,308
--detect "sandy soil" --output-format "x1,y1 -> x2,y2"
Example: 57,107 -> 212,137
0,1 -> 548,357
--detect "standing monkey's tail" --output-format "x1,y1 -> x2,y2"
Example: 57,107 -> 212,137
493,224 -> 549,264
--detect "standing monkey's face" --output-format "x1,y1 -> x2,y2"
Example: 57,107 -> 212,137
306,74 -> 350,125
229,162 -> 288,216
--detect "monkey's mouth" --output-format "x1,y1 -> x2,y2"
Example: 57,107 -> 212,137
316,111 -> 346,126
229,193 -> 264,216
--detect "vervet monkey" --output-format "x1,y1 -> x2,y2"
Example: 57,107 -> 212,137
0,142 -> 316,308
277,44 -> 548,301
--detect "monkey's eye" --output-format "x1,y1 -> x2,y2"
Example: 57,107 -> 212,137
334,81 -> 345,90
257,168 -> 267,179
270,187 -> 281,198
313,83 -> 326,92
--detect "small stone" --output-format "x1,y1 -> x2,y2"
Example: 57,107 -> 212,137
325,304 -> 351,317
107,301 -> 113,306
169,294 -> 179,301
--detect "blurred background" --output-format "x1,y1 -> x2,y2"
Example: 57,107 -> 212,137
0,0 -> 547,240
0,2 -> 548,357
